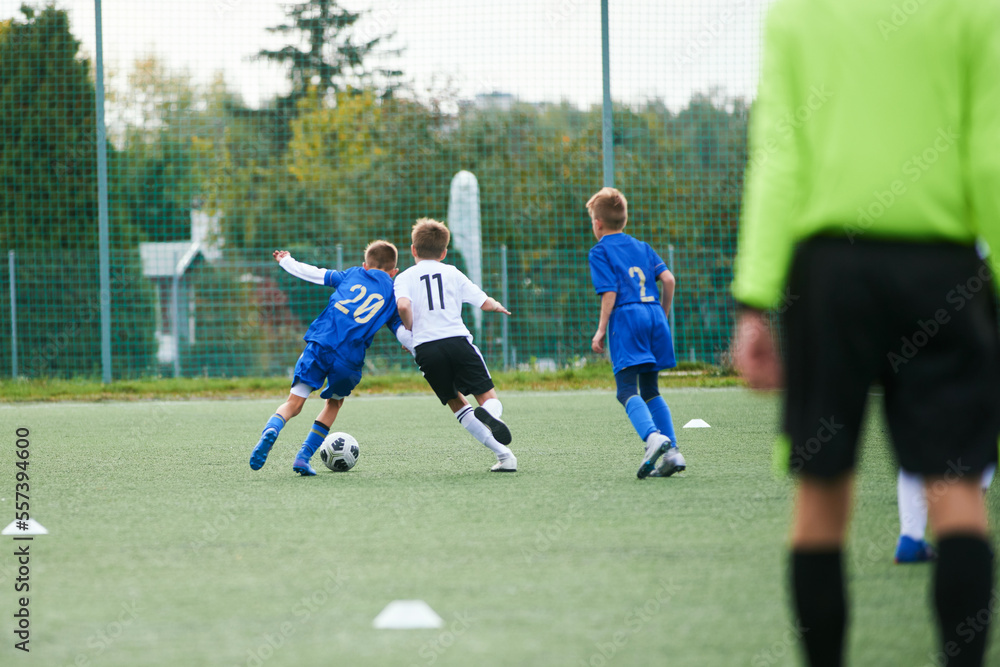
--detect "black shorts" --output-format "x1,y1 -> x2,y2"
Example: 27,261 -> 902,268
782,237 -> 1000,478
414,336 -> 495,404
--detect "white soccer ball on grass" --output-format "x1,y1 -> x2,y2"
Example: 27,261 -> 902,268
318,432 -> 360,472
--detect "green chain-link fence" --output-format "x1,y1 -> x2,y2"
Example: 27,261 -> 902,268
1,0 -> 765,380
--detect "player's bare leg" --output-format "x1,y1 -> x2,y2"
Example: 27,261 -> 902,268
315,397 -> 344,428
449,394 -> 516,472
446,395 -> 471,414
789,473 -> 854,667
275,393 -> 307,421
293,397 -> 345,477
472,389 -> 512,445
251,392 -> 309,470
897,465 -> 995,563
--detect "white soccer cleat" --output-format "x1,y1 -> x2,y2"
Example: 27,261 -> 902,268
652,446 -> 686,478
637,434 -> 670,479
491,454 -> 517,472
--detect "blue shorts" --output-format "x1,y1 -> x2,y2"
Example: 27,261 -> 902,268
608,303 -> 676,375
292,342 -> 363,399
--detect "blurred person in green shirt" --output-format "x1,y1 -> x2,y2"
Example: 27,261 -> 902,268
732,1 -> 1000,665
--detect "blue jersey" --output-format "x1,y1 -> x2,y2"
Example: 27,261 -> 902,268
588,233 -> 675,373
304,266 -> 402,371
588,233 -> 667,304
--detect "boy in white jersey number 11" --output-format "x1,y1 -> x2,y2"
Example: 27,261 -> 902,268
394,218 -> 518,472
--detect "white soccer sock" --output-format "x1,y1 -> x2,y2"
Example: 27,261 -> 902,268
898,469 -> 928,540
481,397 -> 503,419
982,465 -> 996,491
457,406 -> 511,458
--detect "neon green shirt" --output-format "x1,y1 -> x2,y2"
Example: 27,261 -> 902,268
732,0 -> 1000,310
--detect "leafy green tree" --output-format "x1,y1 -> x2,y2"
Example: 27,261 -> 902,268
257,0 -> 402,104
0,4 -> 154,378
0,4 -> 118,250
209,0 -> 404,256
637,92 -> 750,362
115,58 -> 236,243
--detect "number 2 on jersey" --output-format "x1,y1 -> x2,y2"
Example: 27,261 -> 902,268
334,284 -> 385,323
629,267 -> 656,303
420,273 -> 445,310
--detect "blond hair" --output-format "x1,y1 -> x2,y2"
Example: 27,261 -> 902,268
411,218 -> 450,259
364,239 -> 398,271
586,187 -> 628,229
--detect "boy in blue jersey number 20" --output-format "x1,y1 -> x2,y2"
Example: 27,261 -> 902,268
249,240 -> 413,476
587,187 -> 686,479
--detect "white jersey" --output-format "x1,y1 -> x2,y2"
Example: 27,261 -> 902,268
394,259 -> 488,347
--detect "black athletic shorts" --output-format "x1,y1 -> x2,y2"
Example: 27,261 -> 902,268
782,236 -> 1000,479
414,336 -> 495,404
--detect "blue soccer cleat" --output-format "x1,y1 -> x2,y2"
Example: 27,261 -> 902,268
292,458 -> 317,476
895,536 -> 936,564
637,434 -> 670,479
250,428 -> 279,470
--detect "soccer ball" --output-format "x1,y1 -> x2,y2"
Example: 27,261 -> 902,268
318,432 -> 360,472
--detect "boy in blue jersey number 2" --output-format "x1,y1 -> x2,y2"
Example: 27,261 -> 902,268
587,187 -> 686,479
249,240 -> 413,476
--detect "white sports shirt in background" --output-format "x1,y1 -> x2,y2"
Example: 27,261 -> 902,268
394,259 -> 488,347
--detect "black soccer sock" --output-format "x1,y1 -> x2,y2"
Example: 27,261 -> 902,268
933,535 -> 994,667
791,549 -> 847,667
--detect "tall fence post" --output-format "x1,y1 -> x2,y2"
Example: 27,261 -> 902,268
600,0 -> 614,188
8,250 -> 17,378
500,244 -> 509,371
94,0 -> 112,383
171,273 -> 181,378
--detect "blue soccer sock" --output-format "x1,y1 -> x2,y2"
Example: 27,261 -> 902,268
624,396 -> 658,442
296,421 -> 330,462
263,413 -> 286,436
646,396 -> 678,447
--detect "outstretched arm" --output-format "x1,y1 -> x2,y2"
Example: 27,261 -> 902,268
592,291 -> 617,353
480,297 -> 511,315
273,250 -> 329,285
459,273 -> 509,316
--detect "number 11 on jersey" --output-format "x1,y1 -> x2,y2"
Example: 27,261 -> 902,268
421,273 -> 444,310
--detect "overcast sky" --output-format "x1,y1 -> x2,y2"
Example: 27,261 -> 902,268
3,0 -> 770,110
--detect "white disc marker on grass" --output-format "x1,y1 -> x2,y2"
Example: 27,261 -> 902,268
2,518 -> 48,535
373,600 -> 444,629
683,419 -> 711,428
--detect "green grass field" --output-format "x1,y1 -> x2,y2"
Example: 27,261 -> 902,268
1,388 -> 997,666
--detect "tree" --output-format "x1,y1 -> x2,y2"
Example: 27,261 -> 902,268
0,4 -> 109,250
287,89 -> 381,218
257,0 -> 402,105
0,4 -> 155,378
639,93 -> 750,362
209,1 -> 405,253
112,59 -> 245,244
